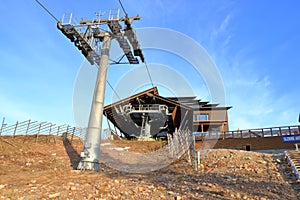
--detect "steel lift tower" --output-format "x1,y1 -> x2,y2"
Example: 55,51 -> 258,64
57,9 -> 144,170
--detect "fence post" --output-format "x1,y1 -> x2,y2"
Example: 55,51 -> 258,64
25,120 -> 31,135
47,123 -> 54,143
185,131 -> 192,164
270,128 -> 273,136
0,117 -> 5,137
23,120 -> 31,143
36,122 -> 44,143
279,127 -> 282,136
49,123 -> 54,135
71,127 -> 75,144
54,126 -> 61,144
57,125 -> 62,136
193,134 -> 197,171
13,121 -> 19,140
197,150 -> 201,170
177,130 -> 182,154
66,125 -> 70,133
167,134 -> 172,155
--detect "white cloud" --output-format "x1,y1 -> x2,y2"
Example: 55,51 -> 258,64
203,7 -> 299,130
212,13 -> 232,39
222,50 -> 298,130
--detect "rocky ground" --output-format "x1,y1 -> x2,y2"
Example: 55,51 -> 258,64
0,135 -> 299,200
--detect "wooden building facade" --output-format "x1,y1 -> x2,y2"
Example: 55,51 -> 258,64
168,97 -> 231,133
103,87 -> 231,138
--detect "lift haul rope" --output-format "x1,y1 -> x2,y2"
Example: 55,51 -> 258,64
34,0 -> 59,22
117,0 -> 155,89
144,61 -> 155,88
118,0 -> 128,16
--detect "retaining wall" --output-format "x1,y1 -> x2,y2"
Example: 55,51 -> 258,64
196,136 -> 296,151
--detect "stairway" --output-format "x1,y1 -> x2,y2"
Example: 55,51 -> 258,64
285,150 -> 300,180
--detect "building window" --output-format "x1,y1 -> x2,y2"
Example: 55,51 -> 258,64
194,114 -> 209,121
199,114 -> 209,120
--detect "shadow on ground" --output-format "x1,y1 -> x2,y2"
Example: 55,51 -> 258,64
62,133 -> 81,169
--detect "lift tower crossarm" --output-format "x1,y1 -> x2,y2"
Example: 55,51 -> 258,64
79,15 -> 141,26
57,14 -> 144,65
79,15 -> 144,64
57,22 -> 103,65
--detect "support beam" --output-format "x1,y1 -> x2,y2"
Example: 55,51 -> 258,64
78,34 -> 111,171
79,16 -> 140,26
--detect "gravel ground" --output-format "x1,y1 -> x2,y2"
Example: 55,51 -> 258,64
0,135 -> 299,200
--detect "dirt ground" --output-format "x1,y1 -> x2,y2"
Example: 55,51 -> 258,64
0,135 -> 299,200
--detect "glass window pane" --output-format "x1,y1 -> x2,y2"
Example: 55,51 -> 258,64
199,114 -> 208,120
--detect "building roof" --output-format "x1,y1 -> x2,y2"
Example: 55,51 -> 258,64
167,97 -> 232,111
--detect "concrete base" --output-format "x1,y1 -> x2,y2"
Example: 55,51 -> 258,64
137,137 -> 156,141
77,158 -> 100,171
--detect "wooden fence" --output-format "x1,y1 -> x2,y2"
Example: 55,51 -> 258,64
0,118 -> 87,142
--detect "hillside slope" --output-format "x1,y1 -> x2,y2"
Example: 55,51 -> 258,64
0,135 -> 299,200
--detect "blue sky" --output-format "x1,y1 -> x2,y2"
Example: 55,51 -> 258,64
0,0 -> 299,130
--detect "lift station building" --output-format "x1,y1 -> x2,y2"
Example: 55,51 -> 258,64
104,87 -> 231,139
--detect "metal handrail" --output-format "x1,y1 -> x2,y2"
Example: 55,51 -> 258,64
194,125 -> 300,139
